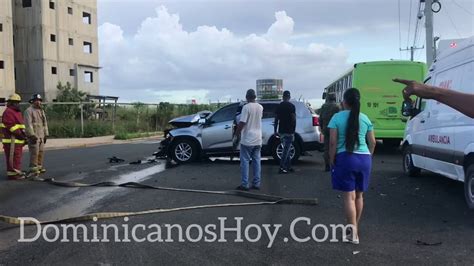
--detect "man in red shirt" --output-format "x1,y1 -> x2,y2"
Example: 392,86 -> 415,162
1,94 -> 27,180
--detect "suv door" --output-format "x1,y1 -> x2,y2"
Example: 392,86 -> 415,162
201,104 -> 239,151
261,103 -> 278,145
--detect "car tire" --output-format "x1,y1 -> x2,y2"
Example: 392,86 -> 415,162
403,145 -> 421,177
170,139 -> 198,164
464,164 -> 474,210
272,140 -> 301,164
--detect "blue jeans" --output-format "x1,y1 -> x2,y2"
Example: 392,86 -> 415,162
280,134 -> 294,170
240,144 -> 261,188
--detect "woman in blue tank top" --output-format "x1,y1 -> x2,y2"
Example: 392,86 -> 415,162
328,88 -> 376,245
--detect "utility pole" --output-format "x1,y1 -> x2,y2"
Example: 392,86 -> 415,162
400,46 -> 424,61
425,0 -> 435,67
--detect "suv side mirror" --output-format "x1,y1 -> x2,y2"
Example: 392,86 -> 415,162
401,100 -> 414,117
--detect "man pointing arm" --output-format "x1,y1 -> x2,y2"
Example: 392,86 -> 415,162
393,78 -> 474,118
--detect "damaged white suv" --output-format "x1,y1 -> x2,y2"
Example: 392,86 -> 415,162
157,100 -> 323,164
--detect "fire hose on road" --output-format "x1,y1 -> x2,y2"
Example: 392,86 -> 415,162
0,178 -> 318,225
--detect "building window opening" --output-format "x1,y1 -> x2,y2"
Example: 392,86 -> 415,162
83,42 -> 92,54
83,12 -> 91,24
84,71 -> 93,83
23,0 -> 32,8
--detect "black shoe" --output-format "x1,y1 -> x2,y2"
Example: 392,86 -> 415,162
235,185 -> 249,191
251,185 -> 260,190
279,168 -> 288,174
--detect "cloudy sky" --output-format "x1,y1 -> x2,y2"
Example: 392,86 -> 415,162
97,0 -> 473,105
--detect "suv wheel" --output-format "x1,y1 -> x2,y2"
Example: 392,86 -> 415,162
272,141 -> 301,163
403,145 -> 421,177
171,139 -> 198,164
465,164 -> 474,209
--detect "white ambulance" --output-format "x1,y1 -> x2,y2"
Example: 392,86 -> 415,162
401,36 -> 474,209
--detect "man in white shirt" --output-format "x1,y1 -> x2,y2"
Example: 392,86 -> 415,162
234,89 -> 263,191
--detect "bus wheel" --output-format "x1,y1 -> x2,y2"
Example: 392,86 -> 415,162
465,164 -> 474,210
384,139 -> 401,147
403,145 -> 420,177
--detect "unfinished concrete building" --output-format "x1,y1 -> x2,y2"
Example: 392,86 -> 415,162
0,0 -> 16,104
13,0 -> 99,101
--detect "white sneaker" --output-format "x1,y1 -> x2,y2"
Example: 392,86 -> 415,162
343,229 -> 360,245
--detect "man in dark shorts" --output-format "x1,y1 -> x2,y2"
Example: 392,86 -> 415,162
274,91 -> 296,174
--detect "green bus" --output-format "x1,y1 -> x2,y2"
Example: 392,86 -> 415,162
322,60 -> 427,146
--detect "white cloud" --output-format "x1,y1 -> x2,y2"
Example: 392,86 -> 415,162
99,6 -> 350,103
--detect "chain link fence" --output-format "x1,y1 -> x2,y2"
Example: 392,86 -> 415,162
17,102 -> 224,139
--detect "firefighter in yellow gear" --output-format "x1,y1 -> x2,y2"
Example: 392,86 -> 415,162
2,94 -> 27,180
24,94 -> 49,176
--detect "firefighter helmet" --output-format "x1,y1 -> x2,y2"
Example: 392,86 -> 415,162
29,93 -> 43,103
7,93 -> 22,102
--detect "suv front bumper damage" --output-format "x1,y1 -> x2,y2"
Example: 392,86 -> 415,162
153,130 -> 173,159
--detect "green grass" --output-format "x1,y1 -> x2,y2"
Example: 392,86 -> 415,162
114,131 -> 162,140
43,102 -> 223,139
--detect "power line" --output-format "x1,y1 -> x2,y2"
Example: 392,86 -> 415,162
412,1 -> 422,48
444,2 -> 463,38
398,0 -> 402,58
401,0 -> 424,61
451,0 -> 474,16
406,0 -> 414,52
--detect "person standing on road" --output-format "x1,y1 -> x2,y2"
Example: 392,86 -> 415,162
319,94 -> 340,172
1,94 -> 27,180
274,90 -> 296,174
24,94 -> 49,178
234,89 -> 263,191
328,88 -> 376,244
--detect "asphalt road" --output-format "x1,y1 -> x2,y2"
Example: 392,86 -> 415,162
0,141 -> 473,265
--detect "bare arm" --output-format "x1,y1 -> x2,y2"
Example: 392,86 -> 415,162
234,121 -> 246,137
366,130 -> 376,155
394,78 -> 474,118
329,128 -> 338,167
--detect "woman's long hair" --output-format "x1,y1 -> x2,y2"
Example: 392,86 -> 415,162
344,88 -> 361,152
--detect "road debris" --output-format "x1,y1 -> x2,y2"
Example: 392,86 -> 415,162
416,240 -> 442,246
108,156 -> 125,163
352,251 -> 360,255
